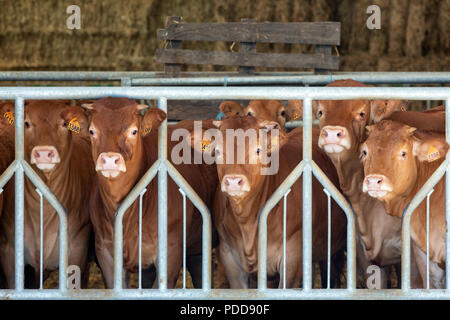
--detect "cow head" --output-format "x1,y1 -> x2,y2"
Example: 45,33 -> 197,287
212,116 -> 288,201
82,97 -> 166,181
316,80 -> 372,162
361,120 -> 449,203
244,100 -> 287,130
18,100 -> 87,175
370,100 -> 408,123
219,101 -> 245,117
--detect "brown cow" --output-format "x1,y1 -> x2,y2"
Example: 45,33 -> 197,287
219,100 -> 287,130
0,102 -> 15,219
285,100 -> 303,122
204,116 -> 346,288
78,97 -> 217,289
315,79 -> 415,288
361,120 -> 449,288
385,106 -> 446,132
0,100 -> 94,289
370,100 -> 409,123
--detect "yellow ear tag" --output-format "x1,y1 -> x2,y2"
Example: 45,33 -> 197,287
68,117 -> 80,134
202,140 -> 211,151
143,123 -> 152,136
4,112 -> 14,125
292,113 -> 301,120
427,146 -> 440,162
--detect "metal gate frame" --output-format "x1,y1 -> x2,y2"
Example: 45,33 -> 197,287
0,83 -> 449,299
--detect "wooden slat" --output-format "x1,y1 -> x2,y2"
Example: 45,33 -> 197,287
168,99 -> 252,120
158,21 -> 340,45
238,18 -> 256,75
314,45 -> 332,74
156,49 -> 339,70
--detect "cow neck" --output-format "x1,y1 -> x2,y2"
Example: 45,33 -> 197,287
97,138 -> 147,214
331,152 -> 374,249
384,158 -> 443,220
227,174 -> 273,271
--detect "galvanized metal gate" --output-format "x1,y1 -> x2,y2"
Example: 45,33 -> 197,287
0,72 -> 449,299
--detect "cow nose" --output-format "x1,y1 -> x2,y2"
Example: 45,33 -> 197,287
221,174 -> 250,195
96,152 -> 127,174
321,126 -> 345,143
364,175 -> 384,190
30,146 -> 60,164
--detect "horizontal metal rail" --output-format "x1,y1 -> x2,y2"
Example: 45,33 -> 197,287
0,84 -> 448,300
0,72 -> 449,85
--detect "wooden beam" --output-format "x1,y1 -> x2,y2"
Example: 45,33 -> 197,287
164,16 -> 183,76
158,21 -> 340,45
156,49 -> 339,70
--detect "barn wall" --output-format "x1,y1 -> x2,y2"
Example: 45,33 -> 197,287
0,0 -> 448,71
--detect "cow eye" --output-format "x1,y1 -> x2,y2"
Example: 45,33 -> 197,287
89,129 -> 95,136
24,121 -> 30,128
363,150 -> 367,156
131,129 -> 138,136
256,148 -> 261,155
359,112 -> 365,118
62,122 -> 67,128
247,112 -> 253,116
317,110 -> 323,118
281,111 -> 286,116
401,151 -> 407,157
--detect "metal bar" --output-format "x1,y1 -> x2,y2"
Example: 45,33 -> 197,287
113,159 -> 161,290
0,160 -> 18,192
158,97 -> 168,291
0,87 -> 448,101
446,98 -> 450,291
1,71 -> 449,84
324,188 -> 332,289
22,161 -> 68,292
257,160 -> 306,290
138,188 -> 147,290
402,159 -> 449,291
36,188 -> 44,290
311,161 -> 357,290
14,97 -> 25,291
179,188 -> 187,289
426,189 -> 434,289
166,161 -> 212,291
2,288 -> 450,299
282,189 -> 291,289
302,98 -> 313,291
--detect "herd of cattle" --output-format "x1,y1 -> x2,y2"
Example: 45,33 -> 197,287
0,79 -> 447,289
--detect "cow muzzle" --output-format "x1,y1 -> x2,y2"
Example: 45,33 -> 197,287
30,146 -> 61,172
96,152 -> 127,179
318,126 -> 351,154
221,174 -> 250,197
362,174 -> 393,198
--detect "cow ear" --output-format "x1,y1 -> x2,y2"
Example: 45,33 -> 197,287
259,120 -> 288,155
413,137 -> 449,163
81,103 -> 94,110
141,108 -> 167,137
60,106 -> 90,137
136,104 -> 149,111
219,101 -> 244,117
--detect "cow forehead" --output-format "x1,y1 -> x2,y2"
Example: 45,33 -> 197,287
90,104 -> 138,130
367,122 -> 412,149
26,101 -> 67,122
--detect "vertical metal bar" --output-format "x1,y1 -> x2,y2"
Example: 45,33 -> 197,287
324,188 -> 332,289
158,97 -> 168,290
179,188 -> 187,289
282,189 -> 291,289
36,188 -> 44,290
138,188 -> 147,290
302,98 -> 313,291
426,189 -> 434,289
14,97 -> 24,291
446,98 -> 450,290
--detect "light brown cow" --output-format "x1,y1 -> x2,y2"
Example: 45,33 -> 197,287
315,79 -> 412,288
78,97 -> 217,289
0,102 -> 15,219
385,106 -> 446,132
0,100 -> 94,288
361,120 -> 449,288
370,100 -> 409,123
219,100 -> 287,130
285,100 -> 303,122
204,116 -> 346,288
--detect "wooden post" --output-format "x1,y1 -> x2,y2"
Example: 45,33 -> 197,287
164,16 -> 183,77
314,45 -> 332,74
238,18 -> 256,75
